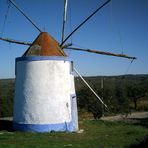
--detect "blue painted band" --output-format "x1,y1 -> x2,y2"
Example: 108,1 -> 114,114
13,121 -> 73,132
16,56 -> 71,62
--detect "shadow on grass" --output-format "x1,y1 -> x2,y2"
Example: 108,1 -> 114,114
131,117 -> 148,128
0,120 -> 14,132
130,136 -> 148,148
128,117 -> 148,148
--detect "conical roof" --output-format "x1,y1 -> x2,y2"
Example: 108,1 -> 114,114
23,32 -> 66,56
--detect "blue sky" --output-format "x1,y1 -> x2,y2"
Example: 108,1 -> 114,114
0,0 -> 148,78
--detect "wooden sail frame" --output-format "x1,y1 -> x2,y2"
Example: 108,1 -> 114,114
0,36 -> 136,60
0,0 -> 136,60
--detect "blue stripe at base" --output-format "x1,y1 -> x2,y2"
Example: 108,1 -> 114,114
13,122 -> 74,132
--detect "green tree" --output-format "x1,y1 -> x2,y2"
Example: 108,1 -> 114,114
127,85 -> 145,110
115,85 -> 129,114
77,87 -> 103,119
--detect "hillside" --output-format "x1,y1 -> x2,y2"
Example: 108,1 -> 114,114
0,79 -> 14,117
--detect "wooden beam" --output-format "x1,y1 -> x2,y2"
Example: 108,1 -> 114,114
61,0 -> 68,43
65,47 -> 137,60
0,37 -> 31,46
9,0 -> 42,32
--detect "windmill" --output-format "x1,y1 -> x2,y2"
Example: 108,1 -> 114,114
0,0 -> 136,132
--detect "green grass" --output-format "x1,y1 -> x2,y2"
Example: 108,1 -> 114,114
0,120 -> 148,148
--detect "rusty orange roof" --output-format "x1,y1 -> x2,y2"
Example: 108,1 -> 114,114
23,32 -> 66,56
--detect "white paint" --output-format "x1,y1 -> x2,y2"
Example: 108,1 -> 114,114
14,59 -> 74,125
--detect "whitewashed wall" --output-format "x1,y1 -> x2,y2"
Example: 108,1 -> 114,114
13,57 -> 78,132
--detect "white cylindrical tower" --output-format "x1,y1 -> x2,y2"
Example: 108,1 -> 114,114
13,32 -> 78,132
13,56 -> 78,132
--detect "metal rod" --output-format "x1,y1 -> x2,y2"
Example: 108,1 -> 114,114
101,77 -> 104,116
65,47 -> 137,60
9,0 -> 42,32
61,0 -> 68,43
0,37 -> 31,46
60,0 -> 111,46
74,67 -> 108,109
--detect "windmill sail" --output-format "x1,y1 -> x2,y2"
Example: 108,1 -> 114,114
65,47 -> 136,60
8,0 -> 42,32
60,0 -> 111,46
0,36 -> 136,60
61,0 -> 68,43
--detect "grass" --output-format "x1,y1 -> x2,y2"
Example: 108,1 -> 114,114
0,119 -> 148,147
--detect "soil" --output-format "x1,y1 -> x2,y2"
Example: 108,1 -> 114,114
100,111 -> 148,122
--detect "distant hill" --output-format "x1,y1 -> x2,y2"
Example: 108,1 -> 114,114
75,74 -> 148,91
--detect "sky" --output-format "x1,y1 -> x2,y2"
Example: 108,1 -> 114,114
0,0 -> 148,78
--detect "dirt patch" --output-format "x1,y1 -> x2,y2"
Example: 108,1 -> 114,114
100,112 -> 148,122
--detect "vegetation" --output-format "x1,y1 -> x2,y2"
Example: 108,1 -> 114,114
0,79 -> 14,117
76,74 -> 148,118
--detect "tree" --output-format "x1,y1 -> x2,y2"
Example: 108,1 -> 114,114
127,85 -> 145,110
115,85 -> 129,114
77,87 -> 103,119
0,79 -> 14,117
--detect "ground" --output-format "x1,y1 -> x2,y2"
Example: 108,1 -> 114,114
0,112 -> 148,147
100,111 -> 148,122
